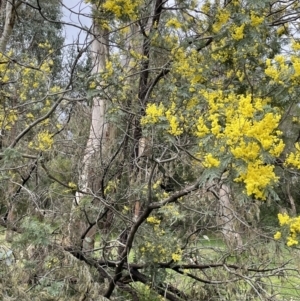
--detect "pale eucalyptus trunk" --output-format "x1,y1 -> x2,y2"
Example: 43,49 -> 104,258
286,181 -> 297,217
1,0 -> 20,241
218,183 -> 243,250
68,22 -> 110,251
0,0 -> 21,52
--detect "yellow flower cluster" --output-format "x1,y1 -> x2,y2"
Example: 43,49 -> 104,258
231,141 -> 260,161
140,241 -> 168,262
102,0 -> 141,20
0,109 -> 18,130
200,92 -> 283,151
195,117 -> 209,137
129,49 -> 147,61
141,102 -> 183,136
203,153 -> 220,168
278,213 -> 290,226
0,51 -> 12,83
265,55 -> 290,84
166,18 -> 182,29
101,60 -> 114,81
40,59 -> 53,73
235,161 -> 278,199
171,48 -> 204,84
68,182 -> 77,190
38,41 -> 52,49
36,131 -> 54,151
275,213 -> 300,247
292,40 -> 300,51
195,91 -> 283,199
146,216 -> 161,225
274,231 -> 281,240
161,204 -> 180,219
165,102 -> 183,136
231,24 -> 245,40
285,143 -> 300,169
89,81 -> 96,89
140,22 -> 288,199
142,81 -> 284,199
140,217 -> 183,263
171,248 -> 182,262
250,12 -> 264,27
104,180 -> 118,194
291,56 -> 300,80
29,130 -> 53,151
141,103 -> 165,124
212,9 -> 230,33
10,43 -> 54,102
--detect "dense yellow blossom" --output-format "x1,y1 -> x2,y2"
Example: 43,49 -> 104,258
141,103 -> 165,124
292,40 -> 300,51
102,0 -> 141,19
167,115 -> 183,136
146,216 -> 161,225
231,141 -> 261,161
231,24 -> 245,40
274,231 -> 281,240
287,236 -> 298,247
250,12 -> 264,27
278,213 -> 290,226
212,9 -> 230,32
137,7 -> 291,201
195,117 -> 209,137
291,56 -> 300,79
203,153 -> 220,168
29,130 -> 53,151
141,102 -> 184,136
171,249 -> 182,262
265,55 -> 290,84
142,87 -> 284,199
285,143 -> 300,169
235,161 -> 278,199
166,18 -> 182,29
276,213 -> 300,247
0,109 -> 18,130
152,180 -> 161,190
38,41 -> 51,49
165,102 -> 183,136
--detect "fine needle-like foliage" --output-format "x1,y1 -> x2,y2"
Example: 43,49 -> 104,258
2,0 -> 300,300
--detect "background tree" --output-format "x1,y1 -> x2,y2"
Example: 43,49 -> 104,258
2,0 -> 300,300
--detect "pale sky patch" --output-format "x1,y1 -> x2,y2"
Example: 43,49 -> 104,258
62,0 -> 92,45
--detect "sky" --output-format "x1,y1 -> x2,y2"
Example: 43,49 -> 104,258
62,0 -> 92,45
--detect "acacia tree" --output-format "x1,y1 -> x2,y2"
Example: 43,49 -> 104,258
2,0 -> 300,300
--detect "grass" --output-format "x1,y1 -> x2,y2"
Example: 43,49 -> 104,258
161,236 -> 300,300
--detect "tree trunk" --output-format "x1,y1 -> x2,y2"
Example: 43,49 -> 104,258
68,21 -> 110,251
1,0 -> 20,242
218,183 -> 243,250
286,181 -> 297,217
0,0 -> 19,52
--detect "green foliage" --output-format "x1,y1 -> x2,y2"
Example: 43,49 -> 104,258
13,218 -> 52,247
12,0 -> 64,78
130,283 -> 165,301
2,0 -> 300,300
